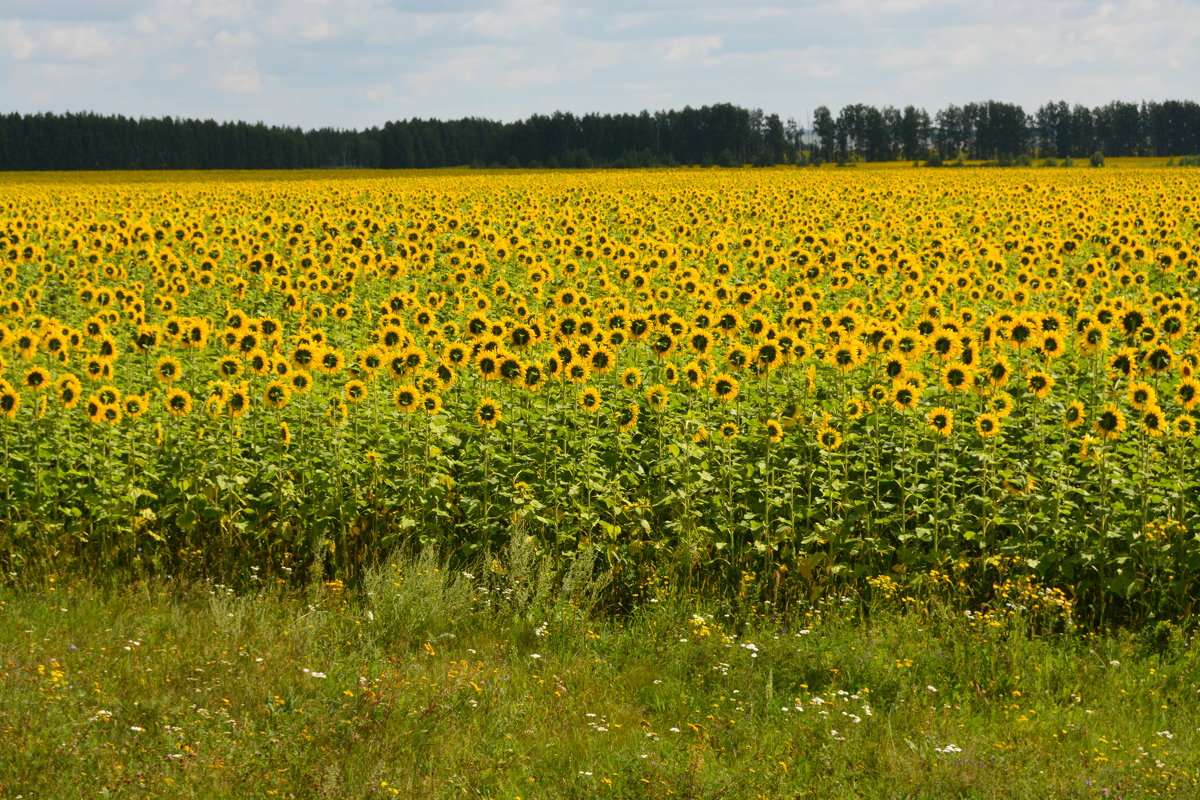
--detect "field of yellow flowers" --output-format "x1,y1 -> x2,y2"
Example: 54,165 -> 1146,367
1,167 -> 1198,623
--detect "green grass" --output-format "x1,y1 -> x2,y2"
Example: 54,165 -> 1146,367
2,545 -> 1198,799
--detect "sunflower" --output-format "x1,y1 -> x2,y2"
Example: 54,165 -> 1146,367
1145,346 -> 1173,375
1037,332 -> 1064,361
153,357 -> 181,383
523,364 -> 544,392
1142,405 -> 1166,437
940,364 -> 971,393
264,380 -> 291,409
422,393 -> 443,415
57,374 -> 82,409
1178,377 -> 1200,411
720,421 -> 740,440
684,362 -> 705,388
984,356 -> 1011,390
816,426 -> 842,450
85,358 -> 111,381
616,403 -> 639,434
1026,370 -> 1054,399
122,394 -> 148,419
1108,348 -> 1137,381
475,398 -> 501,428
85,395 -> 103,423
989,391 -> 1015,418
290,370 -> 313,394
927,407 -> 953,436
765,419 -> 784,443
891,384 -> 917,411
494,354 -> 520,383
975,413 -> 1001,438
710,373 -> 740,403
1173,415 -> 1196,438
567,362 -> 590,383
1078,324 -> 1108,355
319,348 -> 345,375
0,384 -> 19,419
218,355 -> 242,379
844,397 -> 870,420
393,385 -> 421,413
279,422 -> 292,446
645,384 -> 670,411
218,383 -> 245,418
1094,403 -> 1127,440
165,388 -> 193,417
343,380 -> 367,403
23,366 -> 50,392
476,353 -> 499,381
292,344 -> 318,370
725,346 -> 750,371
1064,400 -> 1086,429
1127,381 -> 1157,411
578,386 -> 601,413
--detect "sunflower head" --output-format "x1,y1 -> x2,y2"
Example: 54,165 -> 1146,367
616,403 -> 639,434
1064,400 -> 1085,429
393,385 -> 421,413
1095,403 -> 1127,440
817,426 -> 842,450
645,384 -> 669,412
475,398 -> 501,429
927,407 -> 954,436
710,373 -> 740,403
579,387 -> 601,413
975,412 -> 1001,438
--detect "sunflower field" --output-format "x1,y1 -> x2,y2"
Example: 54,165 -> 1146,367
1,168 -> 1199,623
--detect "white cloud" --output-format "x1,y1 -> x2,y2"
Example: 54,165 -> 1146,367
660,35 -> 722,64
0,0 -> 1196,128
218,59 -> 265,94
0,20 -> 36,60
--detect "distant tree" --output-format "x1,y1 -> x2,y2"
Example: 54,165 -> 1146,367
812,106 -> 835,165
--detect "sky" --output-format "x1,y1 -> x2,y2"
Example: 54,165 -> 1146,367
1,0 -> 1198,130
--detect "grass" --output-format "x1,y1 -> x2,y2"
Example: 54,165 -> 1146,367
2,543 -> 1199,799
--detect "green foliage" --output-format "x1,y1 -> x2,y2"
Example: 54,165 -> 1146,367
2,573 -> 1199,798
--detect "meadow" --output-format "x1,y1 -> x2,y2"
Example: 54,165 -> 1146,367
1,165 -> 1200,797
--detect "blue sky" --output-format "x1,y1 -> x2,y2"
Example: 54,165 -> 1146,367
2,0 -> 1197,129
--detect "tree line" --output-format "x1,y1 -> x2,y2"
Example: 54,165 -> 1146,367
1,99 -> 1197,171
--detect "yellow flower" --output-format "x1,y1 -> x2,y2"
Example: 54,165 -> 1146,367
710,373 -> 739,403
579,386 -> 601,413
975,413 -> 1001,438
926,407 -> 953,436
393,385 -> 421,413
475,398 -> 501,428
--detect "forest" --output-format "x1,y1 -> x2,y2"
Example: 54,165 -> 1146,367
1,99 -> 1198,171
